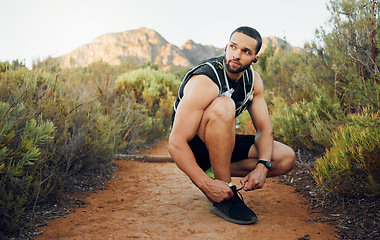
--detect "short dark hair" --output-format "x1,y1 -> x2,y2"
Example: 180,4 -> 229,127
230,26 -> 262,55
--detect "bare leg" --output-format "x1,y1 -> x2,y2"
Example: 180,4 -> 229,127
197,97 -> 236,183
230,141 -> 296,177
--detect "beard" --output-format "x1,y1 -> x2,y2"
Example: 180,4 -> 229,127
224,57 -> 251,74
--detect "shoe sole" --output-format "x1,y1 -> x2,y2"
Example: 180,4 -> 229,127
209,204 -> 258,225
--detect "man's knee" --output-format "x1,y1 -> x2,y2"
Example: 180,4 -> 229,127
271,143 -> 296,176
282,147 -> 296,172
207,97 -> 235,121
198,97 -> 236,140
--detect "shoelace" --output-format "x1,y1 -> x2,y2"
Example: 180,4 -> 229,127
233,186 -> 245,203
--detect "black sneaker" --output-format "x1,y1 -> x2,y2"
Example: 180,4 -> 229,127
209,185 -> 257,225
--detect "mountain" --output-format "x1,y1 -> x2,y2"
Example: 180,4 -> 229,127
179,40 -> 224,67
57,27 -> 300,69
262,36 -> 301,53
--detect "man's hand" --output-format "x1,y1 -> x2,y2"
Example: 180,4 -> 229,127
240,165 -> 268,191
203,179 -> 233,203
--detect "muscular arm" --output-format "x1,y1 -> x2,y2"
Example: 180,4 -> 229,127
249,72 -> 273,162
168,75 -> 233,202
241,71 -> 274,190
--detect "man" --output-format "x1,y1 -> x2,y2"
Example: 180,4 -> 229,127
168,26 -> 296,225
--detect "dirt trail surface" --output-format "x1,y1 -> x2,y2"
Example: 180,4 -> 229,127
35,140 -> 337,240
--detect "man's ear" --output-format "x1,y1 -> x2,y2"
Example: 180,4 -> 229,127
252,56 -> 259,64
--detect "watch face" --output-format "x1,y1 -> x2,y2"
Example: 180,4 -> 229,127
266,161 -> 272,169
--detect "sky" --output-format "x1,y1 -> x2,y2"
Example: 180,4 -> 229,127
0,0 -> 332,68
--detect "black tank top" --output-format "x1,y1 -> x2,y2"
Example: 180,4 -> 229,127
172,56 -> 255,121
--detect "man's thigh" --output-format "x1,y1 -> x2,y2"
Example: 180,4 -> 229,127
189,134 -> 256,171
247,140 -> 294,162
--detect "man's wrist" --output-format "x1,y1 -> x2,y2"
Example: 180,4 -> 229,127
255,164 -> 269,175
196,172 -> 215,190
257,160 -> 272,170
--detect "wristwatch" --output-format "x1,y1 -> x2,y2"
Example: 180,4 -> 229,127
257,160 -> 272,170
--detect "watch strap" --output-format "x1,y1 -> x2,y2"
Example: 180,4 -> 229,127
257,160 -> 271,170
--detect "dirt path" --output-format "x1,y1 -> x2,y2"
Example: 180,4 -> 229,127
35,140 -> 337,240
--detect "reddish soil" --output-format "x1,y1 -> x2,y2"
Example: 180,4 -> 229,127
34,140 -> 337,240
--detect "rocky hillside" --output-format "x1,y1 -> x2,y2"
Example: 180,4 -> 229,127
57,27 -> 300,69
262,36 -> 301,53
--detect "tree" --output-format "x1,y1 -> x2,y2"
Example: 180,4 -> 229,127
306,0 -> 380,112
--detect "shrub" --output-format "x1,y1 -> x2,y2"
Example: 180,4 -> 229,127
0,61 -> 180,237
115,67 -> 180,142
0,61 -> 11,73
313,111 -> 380,196
115,67 -> 179,110
0,66 -> 132,236
0,102 -> 55,234
269,95 -> 343,151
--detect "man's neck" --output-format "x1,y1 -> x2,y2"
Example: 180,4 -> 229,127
226,70 -> 244,82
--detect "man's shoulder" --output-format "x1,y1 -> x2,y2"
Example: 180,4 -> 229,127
200,56 -> 224,70
183,74 -> 220,102
192,56 -> 224,81
252,70 -> 264,92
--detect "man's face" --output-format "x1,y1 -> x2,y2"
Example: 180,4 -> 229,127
224,32 -> 258,74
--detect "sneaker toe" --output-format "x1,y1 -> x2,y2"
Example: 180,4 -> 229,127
230,206 -> 257,222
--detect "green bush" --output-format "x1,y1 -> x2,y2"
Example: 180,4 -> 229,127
0,102 -> 55,234
264,48 -> 336,105
115,67 -> 179,109
0,60 -> 181,237
115,67 -> 180,140
0,66 -> 134,236
269,94 -> 343,151
265,49 -> 304,102
313,111 -> 380,196
0,61 -> 11,73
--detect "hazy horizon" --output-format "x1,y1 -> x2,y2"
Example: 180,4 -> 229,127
0,0 -> 331,68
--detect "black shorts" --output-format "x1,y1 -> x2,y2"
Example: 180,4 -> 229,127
188,134 -> 256,171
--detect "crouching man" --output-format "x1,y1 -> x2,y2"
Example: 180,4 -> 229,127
168,26 -> 296,225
